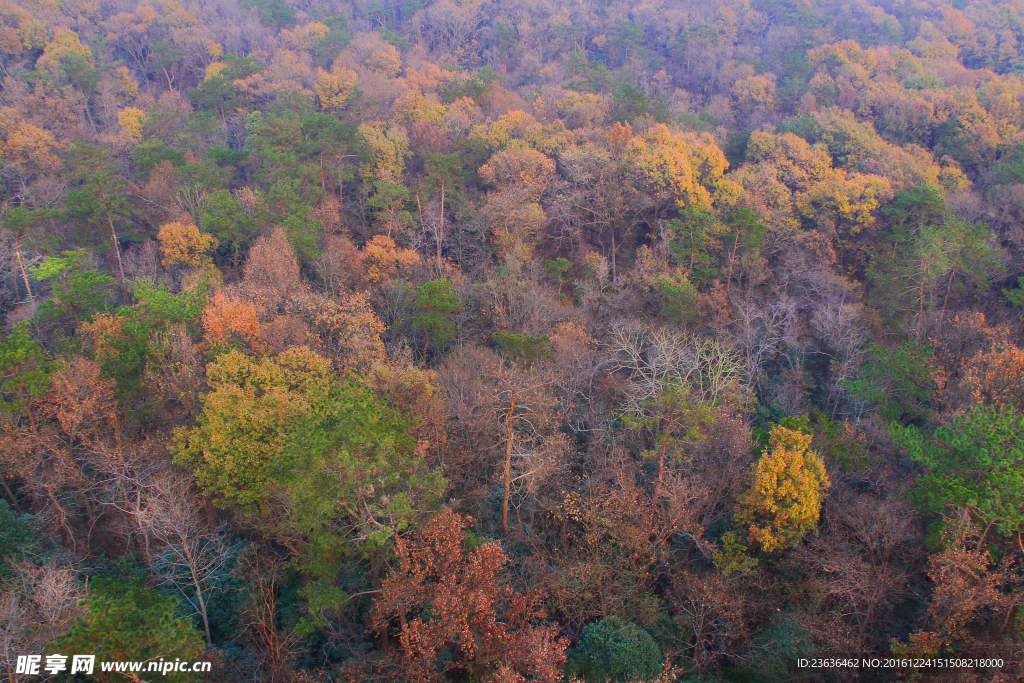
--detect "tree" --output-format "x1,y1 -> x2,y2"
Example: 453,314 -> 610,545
31,249 -> 114,324
479,149 -> 556,260
360,234 -> 419,285
1,561 -> 86,675
358,122 -> 411,238
841,340 -> 937,423
0,501 -> 31,575
158,219 -> 218,269
80,282 -> 208,406
189,53 -> 263,123
664,206 -> 722,285
0,357 -> 120,551
893,404 -> 1024,536
962,328 -> 1024,412
545,473 -> 694,634
634,124 -> 730,215
133,473 -> 235,646
50,579 -> 205,683
315,63 -> 358,114
1004,276 -> 1024,340
0,207 -> 57,303
667,570 -> 745,672
411,279 -> 460,366
867,184 -> 998,335
622,379 -> 713,485
118,106 -> 146,139
275,378 -> 445,632
891,512 -> 1024,678
555,133 -> 647,283
722,207 -> 768,296
244,111 -> 344,261
236,550 -> 300,683
797,483 -> 921,655
610,324 -> 750,411
65,142 -> 138,284
36,29 -> 99,95
173,347 -> 334,509
568,616 -> 661,682
370,509 -> 567,683
200,189 -> 261,271
738,425 -> 830,552
544,257 -> 571,294
0,323 -> 54,416
656,271 -> 700,325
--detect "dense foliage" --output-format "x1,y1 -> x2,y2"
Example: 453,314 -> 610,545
2,0 -> 1024,681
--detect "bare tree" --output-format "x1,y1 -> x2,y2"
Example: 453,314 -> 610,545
726,291 -> 791,399
238,550 -> 299,683
668,569 -> 745,672
416,0 -> 480,54
553,142 -> 649,283
0,562 -> 86,681
796,482 -> 923,654
609,323 -> 751,413
133,473 -> 233,646
437,345 -> 560,529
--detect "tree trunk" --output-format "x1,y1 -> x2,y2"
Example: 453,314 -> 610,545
15,237 -> 32,302
726,241 -> 739,298
162,66 -> 175,92
658,441 -> 666,486
917,263 -> 928,340
108,215 -> 126,284
1,478 -> 21,513
416,192 -> 424,248
438,182 -> 445,272
371,552 -> 389,649
502,391 -> 516,537
422,328 -> 429,369
610,227 -> 617,283
939,269 -> 955,329
185,545 -> 213,645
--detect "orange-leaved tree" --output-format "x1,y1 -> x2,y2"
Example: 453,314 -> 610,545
158,219 -> 219,269
201,291 -> 263,355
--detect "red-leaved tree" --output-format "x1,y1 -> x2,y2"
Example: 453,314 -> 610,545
371,509 -> 567,683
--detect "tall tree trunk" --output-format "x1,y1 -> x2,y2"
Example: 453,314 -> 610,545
108,215 -> 126,284
438,182 -> 445,272
15,236 -> 32,302
939,269 -> 955,330
917,263 -> 929,340
184,543 -> 212,645
502,391 -> 516,537
658,440 -> 666,487
610,227 -> 617,283
726,241 -> 740,298
422,328 -> 429,369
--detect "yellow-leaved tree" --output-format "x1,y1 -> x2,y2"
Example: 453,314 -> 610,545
118,107 -> 147,139
158,219 -> 218,269
172,346 -> 334,509
739,425 -> 830,552
315,63 -> 358,114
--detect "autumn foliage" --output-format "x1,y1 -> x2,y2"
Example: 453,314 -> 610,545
371,509 -> 567,683
158,219 -> 218,269
4,0 -> 1024,679
739,426 -> 830,552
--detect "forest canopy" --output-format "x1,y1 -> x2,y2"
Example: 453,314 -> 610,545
2,0 -> 1024,681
